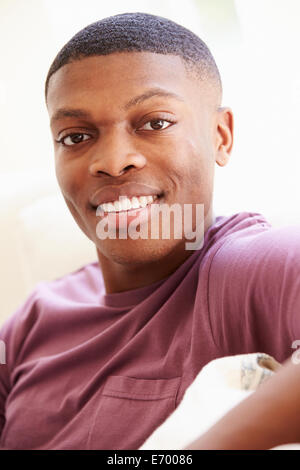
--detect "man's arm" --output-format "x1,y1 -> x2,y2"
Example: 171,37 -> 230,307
208,221 -> 300,360
185,356 -> 300,449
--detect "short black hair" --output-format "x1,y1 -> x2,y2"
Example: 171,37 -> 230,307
45,12 -> 222,101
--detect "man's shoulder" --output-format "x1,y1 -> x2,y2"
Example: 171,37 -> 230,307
0,261 -> 103,353
208,212 -> 300,297
3,261 -> 102,327
203,211 -> 271,264
207,213 -> 300,357
211,212 -> 300,269
209,211 -> 271,242
34,260 -> 104,304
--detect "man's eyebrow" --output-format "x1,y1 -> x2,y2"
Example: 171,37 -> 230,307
123,88 -> 185,110
50,88 -> 184,125
50,108 -> 90,126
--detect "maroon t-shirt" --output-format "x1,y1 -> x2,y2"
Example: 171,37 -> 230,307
1,212 -> 300,449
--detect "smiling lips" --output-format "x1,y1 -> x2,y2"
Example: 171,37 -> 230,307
90,182 -> 163,212
99,195 -> 159,213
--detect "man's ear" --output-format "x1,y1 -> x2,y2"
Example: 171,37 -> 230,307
215,107 -> 234,167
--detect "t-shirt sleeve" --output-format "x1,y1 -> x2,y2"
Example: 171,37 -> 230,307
208,223 -> 300,362
0,289 -> 39,441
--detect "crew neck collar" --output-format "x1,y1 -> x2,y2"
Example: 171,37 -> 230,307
100,213 -> 222,308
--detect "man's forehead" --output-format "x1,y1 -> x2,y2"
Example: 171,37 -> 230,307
47,52 -> 218,118
47,53 -> 193,101
50,87 -> 186,126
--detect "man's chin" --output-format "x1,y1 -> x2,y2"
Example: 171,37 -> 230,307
95,237 -> 185,266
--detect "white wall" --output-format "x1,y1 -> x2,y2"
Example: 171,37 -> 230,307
214,0 -> 300,226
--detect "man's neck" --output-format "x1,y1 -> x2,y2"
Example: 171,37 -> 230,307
97,208 -> 214,294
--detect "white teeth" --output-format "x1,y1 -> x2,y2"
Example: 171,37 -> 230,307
113,200 -> 122,211
130,196 -> 140,209
146,195 -> 154,204
120,198 -> 131,211
138,196 -> 148,208
102,202 -> 115,212
99,194 -> 159,213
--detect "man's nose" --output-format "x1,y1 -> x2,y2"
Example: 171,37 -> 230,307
88,130 -> 147,177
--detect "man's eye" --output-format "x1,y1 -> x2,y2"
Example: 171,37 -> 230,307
140,119 -> 173,131
57,133 -> 91,146
56,120 -> 174,146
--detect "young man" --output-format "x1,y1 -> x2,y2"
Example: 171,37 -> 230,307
1,12 -> 300,450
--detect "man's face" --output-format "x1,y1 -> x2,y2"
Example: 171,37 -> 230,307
47,52 -> 230,265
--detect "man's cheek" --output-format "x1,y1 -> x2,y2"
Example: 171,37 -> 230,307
63,196 -> 94,240
56,168 -> 81,203
55,158 -> 65,182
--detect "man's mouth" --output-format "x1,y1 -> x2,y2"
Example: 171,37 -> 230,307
92,193 -> 164,232
88,182 -> 165,232
96,194 -> 160,214
89,182 -> 164,210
